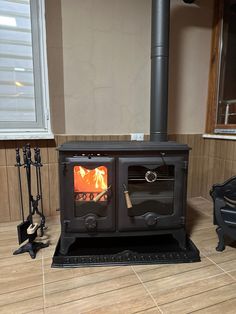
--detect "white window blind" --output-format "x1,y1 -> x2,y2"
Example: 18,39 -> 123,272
0,0 -> 52,138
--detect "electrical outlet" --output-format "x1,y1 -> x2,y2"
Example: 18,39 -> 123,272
130,133 -> 144,141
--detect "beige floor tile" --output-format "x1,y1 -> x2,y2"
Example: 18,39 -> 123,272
45,266 -> 134,294
192,297 -> 236,314
144,264 -> 224,297
217,258 -> 236,272
227,270 -> 236,280
190,226 -> 216,241
131,264 -> 162,273
81,304 -> 162,314
0,296 -> 44,314
45,273 -> 139,308
187,219 -> 213,234
0,285 -> 43,307
134,257 -> 212,283
0,258 -> 43,294
134,307 -> 161,314
44,260 -> 117,284
0,254 -> 42,267
0,275 -> 43,295
45,284 -> 155,314
0,260 -> 42,283
159,282 -> 236,314
0,232 -> 18,242
188,197 -> 213,216
0,244 -> 26,259
206,249 -> 236,264
192,237 -> 221,256
26,311 -> 45,314
25,310 -> 45,314
149,273 -> 234,306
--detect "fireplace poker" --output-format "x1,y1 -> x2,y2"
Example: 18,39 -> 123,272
24,144 -> 40,236
34,147 -> 46,236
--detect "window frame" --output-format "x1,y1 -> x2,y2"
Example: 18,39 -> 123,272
205,0 -> 236,136
0,0 -> 53,139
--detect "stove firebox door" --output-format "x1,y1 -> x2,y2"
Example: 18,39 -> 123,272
61,156 -> 115,233
118,156 -> 187,231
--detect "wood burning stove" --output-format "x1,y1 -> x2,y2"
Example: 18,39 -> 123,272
58,141 -> 189,255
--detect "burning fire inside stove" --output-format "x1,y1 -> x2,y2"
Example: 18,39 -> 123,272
74,166 -> 108,202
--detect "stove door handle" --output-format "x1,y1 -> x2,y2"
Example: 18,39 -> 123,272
123,184 -> 133,209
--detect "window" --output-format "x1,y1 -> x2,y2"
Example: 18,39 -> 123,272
206,0 -> 236,136
0,0 -> 52,139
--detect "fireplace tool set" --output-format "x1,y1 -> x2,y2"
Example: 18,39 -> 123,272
13,144 -> 49,259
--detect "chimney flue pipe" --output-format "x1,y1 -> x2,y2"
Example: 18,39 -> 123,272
150,0 -> 170,142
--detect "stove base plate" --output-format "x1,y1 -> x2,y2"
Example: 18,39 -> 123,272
52,234 -> 200,267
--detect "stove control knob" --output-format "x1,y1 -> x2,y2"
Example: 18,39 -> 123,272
85,215 -> 97,231
145,171 -> 158,183
144,213 -> 157,226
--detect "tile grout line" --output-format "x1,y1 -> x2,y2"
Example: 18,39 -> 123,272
202,252 -> 236,282
131,266 -> 163,314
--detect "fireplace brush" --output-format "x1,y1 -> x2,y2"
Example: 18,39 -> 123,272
13,144 -> 49,259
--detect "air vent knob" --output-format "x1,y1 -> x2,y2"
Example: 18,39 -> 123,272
85,214 -> 97,231
145,171 -> 158,183
144,213 -> 158,226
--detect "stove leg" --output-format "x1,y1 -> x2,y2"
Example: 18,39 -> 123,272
59,236 -> 76,255
172,229 -> 186,250
216,226 -> 225,251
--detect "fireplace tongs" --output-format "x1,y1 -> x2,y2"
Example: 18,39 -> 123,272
93,185 -> 111,202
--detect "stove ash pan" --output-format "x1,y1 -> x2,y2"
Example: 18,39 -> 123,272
58,141 -> 190,255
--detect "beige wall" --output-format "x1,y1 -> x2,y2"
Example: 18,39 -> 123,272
61,0 -> 151,134
46,0 -> 214,135
168,0 -> 214,134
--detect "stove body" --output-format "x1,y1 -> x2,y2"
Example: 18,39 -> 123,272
58,141 -> 189,255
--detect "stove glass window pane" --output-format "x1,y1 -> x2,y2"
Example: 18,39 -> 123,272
128,165 -> 174,216
74,165 -> 108,217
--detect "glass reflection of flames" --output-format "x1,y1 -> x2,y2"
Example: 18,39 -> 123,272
74,166 -> 108,201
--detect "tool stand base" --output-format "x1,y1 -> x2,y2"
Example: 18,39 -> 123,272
13,241 -> 49,259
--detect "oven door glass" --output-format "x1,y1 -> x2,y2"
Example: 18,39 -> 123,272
128,164 -> 174,216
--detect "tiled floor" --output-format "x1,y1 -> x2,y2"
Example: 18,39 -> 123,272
1,197 -> 236,313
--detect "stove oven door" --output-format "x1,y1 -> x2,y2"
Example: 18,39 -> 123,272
117,156 -> 187,231
61,156 -> 115,233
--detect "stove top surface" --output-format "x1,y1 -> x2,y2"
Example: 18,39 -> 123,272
58,141 -> 190,152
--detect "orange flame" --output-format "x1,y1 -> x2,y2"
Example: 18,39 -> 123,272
74,166 -> 108,201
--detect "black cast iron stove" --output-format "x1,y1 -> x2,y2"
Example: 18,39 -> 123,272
58,141 -> 189,255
